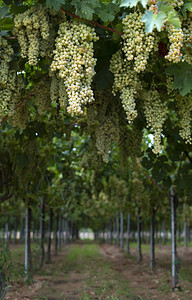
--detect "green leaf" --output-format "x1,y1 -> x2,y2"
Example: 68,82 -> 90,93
160,3 -> 181,28
10,4 -> 29,14
120,0 -> 148,8
46,0 -> 65,11
99,2 -> 120,22
182,2 -> 192,18
141,10 -> 166,32
166,10 -> 181,28
166,62 -> 192,96
0,17 -> 14,30
0,3 -> 9,18
71,0 -> 101,20
112,23 -> 123,42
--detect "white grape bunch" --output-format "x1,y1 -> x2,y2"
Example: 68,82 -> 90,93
142,89 -> 167,154
50,21 -> 99,116
122,12 -> 157,73
165,24 -> 184,63
13,4 -> 52,65
110,50 -> 139,123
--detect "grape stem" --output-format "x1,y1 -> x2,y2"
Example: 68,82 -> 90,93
60,8 -> 123,36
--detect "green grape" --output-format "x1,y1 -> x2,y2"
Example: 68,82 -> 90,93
122,12 -> 157,73
148,0 -> 158,14
86,89 -> 120,163
142,89 -> 167,154
165,0 -> 184,8
50,74 -> 67,110
0,36 -> 14,87
35,81 -> 52,115
13,4 -> 54,65
50,21 -> 99,116
182,15 -> 192,64
165,24 -> 184,63
110,50 -> 139,123
0,36 -> 20,122
9,102 -> 29,130
177,94 -> 192,144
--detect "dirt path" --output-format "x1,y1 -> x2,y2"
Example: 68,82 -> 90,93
5,242 -> 192,300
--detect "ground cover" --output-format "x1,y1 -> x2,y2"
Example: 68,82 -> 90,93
4,241 -> 192,299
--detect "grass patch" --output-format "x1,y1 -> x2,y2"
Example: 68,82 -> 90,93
180,265 -> 192,282
67,244 -> 99,263
8,242 -> 43,281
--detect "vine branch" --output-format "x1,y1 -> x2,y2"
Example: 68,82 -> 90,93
60,8 -> 123,36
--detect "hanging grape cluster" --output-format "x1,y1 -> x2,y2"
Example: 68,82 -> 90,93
50,21 -> 98,116
8,74 -> 28,129
177,95 -> 192,144
142,89 -> 167,154
34,81 -> 52,115
0,37 -> 25,123
110,50 -> 139,123
13,5 -> 53,65
182,15 -> 192,64
148,0 -> 158,14
118,123 -> 143,166
165,24 -> 184,63
122,12 -> 157,73
0,36 -> 28,128
0,36 -> 14,87
86,89 -> 120,163
9,102 -> 29,130
50,74 -> 67,110
165,0 -> 184,8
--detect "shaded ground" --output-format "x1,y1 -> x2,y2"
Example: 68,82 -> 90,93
5,241 -> 192,299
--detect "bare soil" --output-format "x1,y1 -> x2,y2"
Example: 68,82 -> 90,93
5,242 -> 192,300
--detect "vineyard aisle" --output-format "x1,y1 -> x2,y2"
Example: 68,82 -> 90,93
5,242 -> 192,300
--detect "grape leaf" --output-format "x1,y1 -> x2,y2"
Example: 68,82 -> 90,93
120,0 -> 148,8
166,10 -> 181,28
141,10 -> 166,32
46,0 -> 65,11
166,63 -> 192,96
71,0 -> 101,20
160,3 -> 181,28
99,2 -> 120,22
0,3 -> 9,18
182,2 -> 192,18
0,17 -> 14,30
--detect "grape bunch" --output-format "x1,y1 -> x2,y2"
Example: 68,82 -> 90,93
182,16 -> 192,64
122,12 -> 157,73
110,50 -> 139,123
0,36 -> 14,87
86,89 -> 120,163
165,24 -> 183,63
50,74 -> 68,111
0,35 -> 28,128
165,0 -> 184,8
13,5 -> 52,65
35,81 -> 52,115
50,21 -> 99,116
0,37 -> 16,121
142,89 -> 167,154
177,94 -> 192,144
